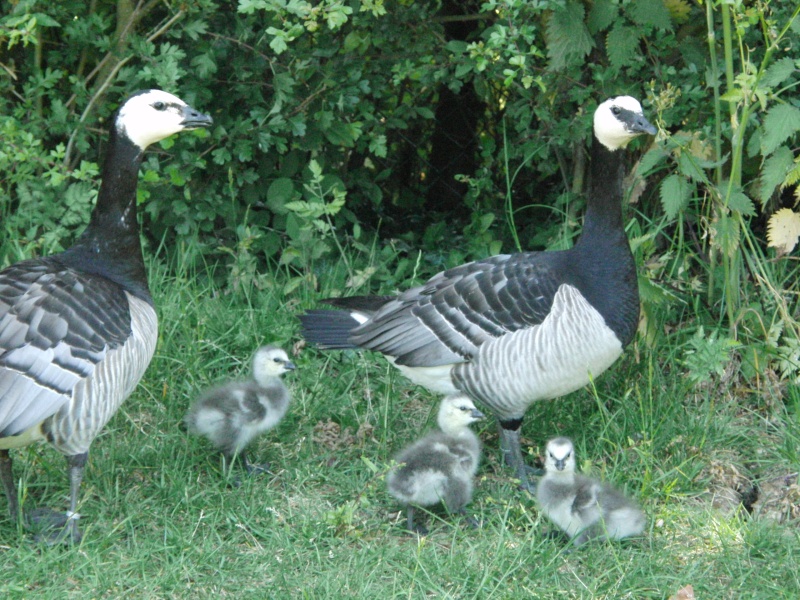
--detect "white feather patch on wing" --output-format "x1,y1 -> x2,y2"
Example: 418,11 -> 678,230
388,357 -> 460,395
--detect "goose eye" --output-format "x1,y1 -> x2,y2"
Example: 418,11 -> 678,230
611,106 -> 621,115
273,358 -> 282,363
153,101 -> 166,111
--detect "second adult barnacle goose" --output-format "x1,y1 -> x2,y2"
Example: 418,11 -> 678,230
299,97 -> 655,493
0,90 -> 212,542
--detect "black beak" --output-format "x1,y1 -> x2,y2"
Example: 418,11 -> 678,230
181,105 -> 213,129
284,360 -> 297,371
630,113 -> 657,136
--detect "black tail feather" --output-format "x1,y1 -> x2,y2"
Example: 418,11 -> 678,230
298,309 -> 362,349
322,295 -> 394,313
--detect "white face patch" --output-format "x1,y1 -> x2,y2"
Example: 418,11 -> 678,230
252,347 -> 293,381
593,96 -> 647,151
545,438 -> 576,472
115,90 -> 192,150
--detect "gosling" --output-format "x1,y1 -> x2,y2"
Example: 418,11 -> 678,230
185,345 -> 296,476
387,395 -> 484,533
537,437 -> 645,547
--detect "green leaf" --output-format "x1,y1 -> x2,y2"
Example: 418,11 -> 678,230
267,177 -> 295,213
720,182 -> 756,217
712,213 -> 740,258
546,1 -> 594,71
677,151 -> 710,184
683,327 -> 740,386
637,145 -> 669,176
660,174 -> 693,219
759,57 -> 796,90
368,134 -> 387,158
587,0 -> 618,33
758,145 -> 794,207
445,40 -> 468,54
760,104 -> 800,156
606,23 -> 640,70
629,0 -> 673,30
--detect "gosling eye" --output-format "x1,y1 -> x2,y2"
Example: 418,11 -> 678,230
153,101 -> 166,111
273,358 -> 283,364
611,106 -> 621,115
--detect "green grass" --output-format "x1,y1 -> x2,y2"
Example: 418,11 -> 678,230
1,255 -> 799,599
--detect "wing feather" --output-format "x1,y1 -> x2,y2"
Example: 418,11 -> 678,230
0,258 -> 132,438
313,252 -> 568,367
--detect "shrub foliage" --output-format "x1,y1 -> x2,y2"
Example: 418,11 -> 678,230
1,0 -> 799,382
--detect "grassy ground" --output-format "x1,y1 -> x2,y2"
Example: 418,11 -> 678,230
1,255 -> 799,599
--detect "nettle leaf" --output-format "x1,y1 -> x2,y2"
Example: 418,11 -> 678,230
587,0 -> 618,33
677,151 -> 710,184
629,0 -> 673,30
712,213 -> 740,257
606,23 -> 640,69
546,0 -> 594,71
660,174 -> 693,219
638,145 -> 669,176
663,0 -> 692,23
758,145 -> 794,207
760,104 -> 800,156
767,208 -> 800,255
724,185 -> 756,217
759,57 -> 796,90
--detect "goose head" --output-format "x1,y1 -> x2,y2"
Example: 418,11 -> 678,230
115,89 -> 213,150
437,394 -> 484,435
593,96 -> 656,151
252,345 -> 296,382
544,437 -> 577,473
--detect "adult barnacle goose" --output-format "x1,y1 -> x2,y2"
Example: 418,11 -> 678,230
299,97 -> 656,492
184,345 -> 296,477
0,90 -> 212,542
387,394 -> 483,533
537,437 -> 645,547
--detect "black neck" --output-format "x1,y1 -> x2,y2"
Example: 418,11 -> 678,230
570,136 -> 639,346
575,137 -> 626,246
59,126 -> 152,302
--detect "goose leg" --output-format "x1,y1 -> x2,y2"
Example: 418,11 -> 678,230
0,450 -> 20,523
406,505 -> 428,535
28,452 -> 86,544
498,422 -> 541,494
240,451 -> 271,476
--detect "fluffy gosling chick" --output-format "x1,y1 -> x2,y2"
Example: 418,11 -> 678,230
537,437 -> 645,547
185,345 -> 295,476
387,395 -> 484,533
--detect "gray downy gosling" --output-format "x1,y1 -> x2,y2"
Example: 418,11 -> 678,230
387,394 -> 484,533
537,437 -> 645,547
185,345 -> 295,477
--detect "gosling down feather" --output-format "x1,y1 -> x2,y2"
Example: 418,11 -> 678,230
0,90 -> 212,542
387,394 -> 484,533
184,345 -> 296,476
537,437 -> 645,547
299,96 -> 656,492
